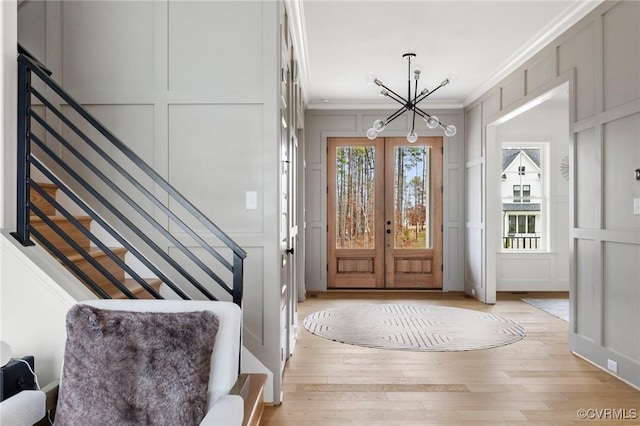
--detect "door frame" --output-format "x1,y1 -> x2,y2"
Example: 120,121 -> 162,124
480,74 -> 575,304
327,136 -> 443,289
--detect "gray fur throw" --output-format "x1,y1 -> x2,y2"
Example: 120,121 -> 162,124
55,305 -> 219,426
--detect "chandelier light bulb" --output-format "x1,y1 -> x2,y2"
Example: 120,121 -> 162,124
366,128 -> 378,140
411,63 -> 423,79
365,72 -> 377,84
407,131 -> 418,143
444,124 -> 457,137
373,119 -> 386,132
425,116 -> 440,129
448,71 -> 459,83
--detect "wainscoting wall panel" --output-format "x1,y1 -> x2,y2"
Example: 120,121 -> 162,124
465,0 -> 640,387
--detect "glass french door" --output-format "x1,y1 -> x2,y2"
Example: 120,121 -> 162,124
327,137 -> 443,289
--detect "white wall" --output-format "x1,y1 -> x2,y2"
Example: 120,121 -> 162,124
0,231 -> 96,386
465,0 -> 640,388
493,100 -> 570,291
1,0 -> 17,229
304,108 -> 465,291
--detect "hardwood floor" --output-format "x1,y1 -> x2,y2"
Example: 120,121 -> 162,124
262,291 -> 640,425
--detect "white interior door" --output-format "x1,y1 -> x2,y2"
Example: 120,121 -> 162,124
287,133 -> 299,356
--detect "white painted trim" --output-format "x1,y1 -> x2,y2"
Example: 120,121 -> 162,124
463,0 -> 604,107
307,99 -> 464,111
285,0 -> 310,105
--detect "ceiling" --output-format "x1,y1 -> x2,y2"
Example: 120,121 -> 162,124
293,0 -> 602,110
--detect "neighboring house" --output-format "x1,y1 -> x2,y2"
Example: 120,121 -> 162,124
501,148 -> 542,249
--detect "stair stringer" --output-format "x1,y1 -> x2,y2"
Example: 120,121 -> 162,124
241,346 -> 274,404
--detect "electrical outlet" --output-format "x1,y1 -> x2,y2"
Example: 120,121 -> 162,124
471,288 -> 476,296
634,198 -> 640,215
607,359 -> 618,373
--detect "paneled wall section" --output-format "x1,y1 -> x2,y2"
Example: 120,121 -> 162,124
18,0 -> 284,401
464,0 -> 640,388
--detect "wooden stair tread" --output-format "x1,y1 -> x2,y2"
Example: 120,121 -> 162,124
30,184 -> 58,216
34,183 -> 57,190
106,278 -> 162,299
31,216 -> 93,256
66,247 -> 127,263
31,215 -> 92,224
29,182 -> 157,301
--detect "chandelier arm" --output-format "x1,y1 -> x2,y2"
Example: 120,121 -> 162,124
414,89 -> 433,105
414,106 -> 450,127
384,91 -> 408,107
413,107 -> 428,119
411,108 -> 417,133
384,107 -> 409,126
414,80 -> 448,105
378,82 -> 408,106
410,79 -> 419,132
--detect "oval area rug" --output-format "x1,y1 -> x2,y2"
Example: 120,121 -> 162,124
303,303 -> 526,351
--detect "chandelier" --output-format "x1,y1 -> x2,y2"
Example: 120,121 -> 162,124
366,53 -> 457,143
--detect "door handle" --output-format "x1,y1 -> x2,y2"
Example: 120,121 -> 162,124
286,247 -> 295,255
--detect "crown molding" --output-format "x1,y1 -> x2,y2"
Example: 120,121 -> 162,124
285,0 -> 310,105
306,99 -> 464,111
463,0 -> 604,107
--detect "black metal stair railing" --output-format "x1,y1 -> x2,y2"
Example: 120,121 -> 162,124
12,45 -> 247,306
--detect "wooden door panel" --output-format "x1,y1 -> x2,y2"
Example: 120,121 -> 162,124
384,137 -> 442,289
337,257 -> 374,273
327,138 -> 384,288
328,136 -> 442,289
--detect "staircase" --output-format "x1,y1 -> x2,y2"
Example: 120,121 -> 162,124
14,44 -> 265,424
14,45 -> 246,305
29,183 -> 162,299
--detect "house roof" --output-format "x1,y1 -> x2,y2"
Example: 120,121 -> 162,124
503,203 -> 541,212
502,149 -> 541,172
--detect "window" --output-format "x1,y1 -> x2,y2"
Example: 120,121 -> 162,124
501,144 -> 547,251
527,215 -> 536,233
507,214 -> 538,234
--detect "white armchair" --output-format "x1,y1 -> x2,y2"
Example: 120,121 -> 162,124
0,390 -> 46,426
55,300 -> 244,426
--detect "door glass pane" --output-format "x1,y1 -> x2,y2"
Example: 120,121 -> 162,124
335,146 -> 376,249
394,146 -> 431,249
